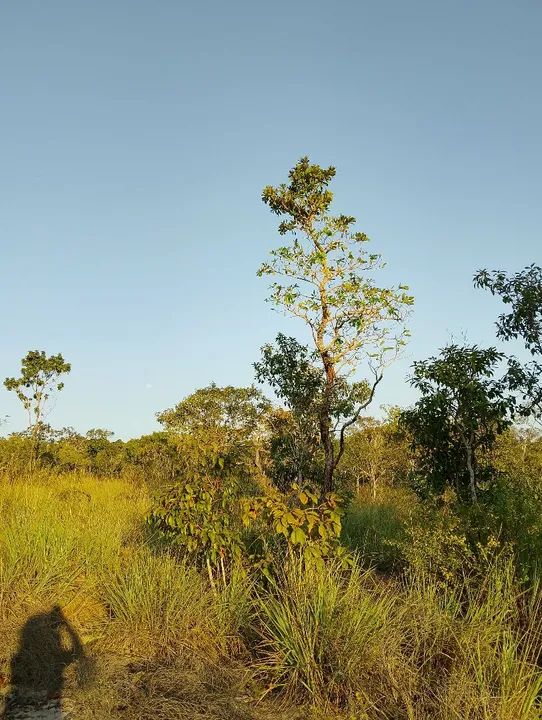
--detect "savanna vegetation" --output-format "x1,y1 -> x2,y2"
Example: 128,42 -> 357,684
1,158 -> 542,719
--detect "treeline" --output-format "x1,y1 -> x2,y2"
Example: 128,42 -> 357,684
1,393 -> 541,498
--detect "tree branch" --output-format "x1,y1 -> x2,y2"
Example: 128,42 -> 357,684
334,370 -> 383,469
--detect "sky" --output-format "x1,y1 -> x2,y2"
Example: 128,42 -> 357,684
1,0 -> 541,438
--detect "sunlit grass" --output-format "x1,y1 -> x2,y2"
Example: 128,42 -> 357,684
1,471 -> 542,719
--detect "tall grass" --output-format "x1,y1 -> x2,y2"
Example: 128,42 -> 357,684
101,549 -> 226,660
341,485 -> 417,570
254,554 -> 542,719
1,472 -> 542,719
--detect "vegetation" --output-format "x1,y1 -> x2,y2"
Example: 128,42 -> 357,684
400,344 -> 513,502
258,157 -> 413,493
1,159 -> 542,719
4,350 -> 71,470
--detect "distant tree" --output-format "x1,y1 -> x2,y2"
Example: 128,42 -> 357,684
124,432 -> 180,486
400,345 -> 513,502
4,350 -> 71,467
157,384 -> 271,483
341,408 -> 411,498
493,424 -> 542,480
474,264 -> 542,421
86,428 -> 115,442
259,157 -> 413,493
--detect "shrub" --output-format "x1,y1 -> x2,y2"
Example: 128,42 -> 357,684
147,475 -> 245,585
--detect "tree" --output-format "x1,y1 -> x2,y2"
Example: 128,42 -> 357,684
255,334 -> 324,487
258,157 -> 413,493
157,384 -> 271,484
400,345 -> 513,502
255,333 -> 370,488
263,407 -> 323,490
474,264 -> 542,421
4,350 -> 71,467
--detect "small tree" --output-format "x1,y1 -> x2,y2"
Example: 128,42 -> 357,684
4,350 -> 71,467
401,344 -> 513,502
255,333 -> 372,489
255,334 -> 326,488
259,157 -> 413,493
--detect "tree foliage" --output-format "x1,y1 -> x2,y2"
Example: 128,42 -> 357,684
157,384 -> 271,486
255,334 -> 368,488
340,409 -> 411,498
474,264 -> 542,421
401,345 -> 513,502
4,350 -> 71,432
259,157 -> 413,492
4,350 -> 71,467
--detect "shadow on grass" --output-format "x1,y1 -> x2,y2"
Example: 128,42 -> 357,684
3,605 -> 93,719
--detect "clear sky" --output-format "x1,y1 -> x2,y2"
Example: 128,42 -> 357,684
1,0 -> 541,438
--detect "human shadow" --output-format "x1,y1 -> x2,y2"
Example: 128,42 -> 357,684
3,605 -> 90,719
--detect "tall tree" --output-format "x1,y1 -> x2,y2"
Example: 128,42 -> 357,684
258,157 -> 413,493
401,344 -> 513,502
474,264 -> 542,421
4,350 -> 71,467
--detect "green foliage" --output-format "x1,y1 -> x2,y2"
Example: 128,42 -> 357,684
264,406 -> 323,490
396,490 -> 481,586
255,334 -> 372,490
147,475 -> 244,575
474,264 -> 542,353
259,158 -> 412,369
401,344 -> 513,502
4,350 -> 71,431
339,409 -> 411,497
341,486 -> 416,570
147,476 -> 347,584
255,335 -> 332,488
123,431 -> 183,486
475,264 -> 542,420
157,384 -> 271,488
157,383 -> 269,439
259,157 -> 413,493
484,470 -> 542,580
243,483 -> 346,571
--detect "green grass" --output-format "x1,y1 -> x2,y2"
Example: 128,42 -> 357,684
341,485 -> 417,570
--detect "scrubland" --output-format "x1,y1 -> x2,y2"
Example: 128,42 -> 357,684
1,473 -> 541,720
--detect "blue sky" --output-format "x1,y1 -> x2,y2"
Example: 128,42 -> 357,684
1,0 -> 541,438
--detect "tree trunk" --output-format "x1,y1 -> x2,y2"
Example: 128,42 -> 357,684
321,414 -> 335,495
465,441 -> 477,503
320,356 -> 336,496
